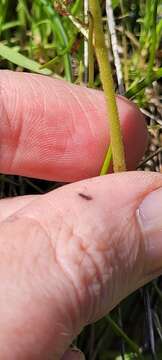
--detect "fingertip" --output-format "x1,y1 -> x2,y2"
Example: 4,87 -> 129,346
117,96 -> 148,170
0,71 -> 148,181
61,348 -> 85,360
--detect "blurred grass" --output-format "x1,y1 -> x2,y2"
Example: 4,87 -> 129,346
0,0 -> 162,359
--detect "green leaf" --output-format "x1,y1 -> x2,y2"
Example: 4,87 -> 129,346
112,0 -> 120,9
0,43 -> 52,75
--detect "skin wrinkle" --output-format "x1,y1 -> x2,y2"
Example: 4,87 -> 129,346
2,73 -> 67,170
49,79 -> 84,157
80,229 -> 126,322
135,208 -> 156,279
58,249 -> 96,326
38,83 -> 69,162
79,251 -> 101,324
73,230 -> 106,323
84,250 -> 107,323
10,80 -> 31,170
1,75 -> 38,170
114,219 -> 145,300
67,84 -> 96,139
1,172 -> 162,352
0,197 -> 37,225
0,216 -> 52,280
53,217 -> 86,329
0,74 -> 13,133
85,88 -> 108,146
59,81 -> 76,140
61,99 -> 79,153
0,72 -> 148,181
45,78 -> 62,122
41,195 -> 95,325
49,86 -> 73,160
21,77 -> 50,159
0,215 -> 81,359
0,196 -> 33,222
0,78 -> 21,170
108,230 -> 129,306
62,183 -> 144,320
0,171 -> 162,357
46,191 -> 112,320
1,218 -> 50,302
7,74 -> 44,169
62,85 -> 103,170
93,246 -> 117,320
89,220 -> 142,320
52,196 -> 116,323
9,75 -> 21,132
24,196 -> 85,336
109,213 -> 143,300
25,76 -> 46,126
49,174 -> 157,298
100,248 -> 116,314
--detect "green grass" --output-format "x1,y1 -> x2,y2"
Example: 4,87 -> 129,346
0,0 -> 162,359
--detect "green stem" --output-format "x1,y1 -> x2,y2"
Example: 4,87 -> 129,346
106,316 -> 144,360
146,0 -> 158,83
88,11 -> 94,88
100,146 -> 112,175
89,0 -> 126,173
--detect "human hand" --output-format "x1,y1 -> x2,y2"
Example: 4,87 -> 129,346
0,71 -> 162,360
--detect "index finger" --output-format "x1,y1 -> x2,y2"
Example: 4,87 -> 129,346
0,71 -> 147,182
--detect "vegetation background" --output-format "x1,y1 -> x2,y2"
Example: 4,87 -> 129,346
0,0 -> 161,359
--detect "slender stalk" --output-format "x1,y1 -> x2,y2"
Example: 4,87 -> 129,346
89,0 -> 126,173
146,0 -> 158,83
84,0 -> 89,83
106,316 -> 144,360
100,146 -> 112,175
88,11 -> 94,88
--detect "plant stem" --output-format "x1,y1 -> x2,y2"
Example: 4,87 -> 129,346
100,146 -> 112,175
146,0 -> 158,83
84,0 -> 89,83
106,316 -> 144,360
89,0 -> 126,173
88,11 -> 94,88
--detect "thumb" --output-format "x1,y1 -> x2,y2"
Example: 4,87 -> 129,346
0,172 -> 162,359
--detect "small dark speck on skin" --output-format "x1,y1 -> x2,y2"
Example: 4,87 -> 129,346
78,193 -> 93,201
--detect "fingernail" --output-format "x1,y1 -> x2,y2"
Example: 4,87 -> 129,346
137,187 -> 162,275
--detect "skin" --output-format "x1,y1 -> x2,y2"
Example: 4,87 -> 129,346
0,71 -> 162,359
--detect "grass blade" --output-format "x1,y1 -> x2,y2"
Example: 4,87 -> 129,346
0,43 -> 52,75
